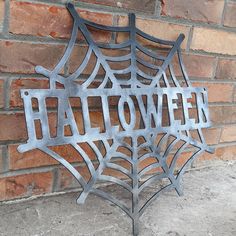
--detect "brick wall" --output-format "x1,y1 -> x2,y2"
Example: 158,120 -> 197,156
0,0 -> 236,202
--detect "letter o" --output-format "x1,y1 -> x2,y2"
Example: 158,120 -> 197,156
118,96 -> 136,131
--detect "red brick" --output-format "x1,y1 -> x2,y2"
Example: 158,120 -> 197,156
1,110 -> 43,142
146,144 -> 235,170
68,45 -> 139,76
9,1 -> 112,42
0,113 -> 27,142
59,154 -> 149,189
220,124 -> 236,143
173,54 -> 216,78
117,16 -> 190,49
1,113 -> 57,143
0,79 -> 4,108
79,0 -> 156,14
59,165 -> 92,190
67,45 -> 99,75
181,151 -> 204,166
77,10 -> 112,43
210,106 -> 236,125
9,143 -> 97,170
170,127 -> 220,149
3,111 -> 77,143
191,27 -> 236,55
9,145 -> 56,170
161,0 -> 224,24
193,82 -> 234,103
0,40 -> 65,73
59,160 -> 133,191
196,145 -> 236,163
0,171 -> 53,201
223,1 -> 236,28
216,58 -> 236,80
59,161 -> 134,191
60,149 -> 216,191
10,78 -> 49,108
213,145 -> 236,161
0,110 -> 114,143
165,150 -> 203,170
4,109 -> 117,150
10,78 -> 119,109
59,167 -> 77,190
201,127 -> 221,145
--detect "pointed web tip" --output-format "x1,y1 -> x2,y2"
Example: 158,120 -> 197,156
35,65 -> 48,75
129,13 -> 136,26
179,33 -> 185,40
207,146 -> 215,154
17,145 -> 24,153
66,2 -> 74,9
35,65 -> 42,73
66,2 -> 79,19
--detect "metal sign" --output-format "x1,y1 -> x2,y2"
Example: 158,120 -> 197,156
18,3 -> 213,235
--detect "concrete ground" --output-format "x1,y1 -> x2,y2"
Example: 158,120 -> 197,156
0,160 -> 235,236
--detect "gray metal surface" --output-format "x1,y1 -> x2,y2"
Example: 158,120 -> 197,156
18,3 -> 213,236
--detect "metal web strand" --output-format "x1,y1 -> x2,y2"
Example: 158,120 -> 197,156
18,3 -> 213,236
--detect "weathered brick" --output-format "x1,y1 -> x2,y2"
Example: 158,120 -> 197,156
191,27 -> 236,55
216,58 -> 236,80
10,78 -> 49,108
177,128 -> 220,149
59,165 -> 93,191
165,150 -> 203,170
196,144 -> 236,163
58,158 -> 162,191
202,127 -> 221,145
0,113 -> 27,142
144,143 -> 236,171
9,143 -> 97,170
0,172 -> 53,201
0,40 -> 65,73
117,16 -> 190,49
10,79 -> 120,109
210,106 -> 236,125
220,124 -> 236,143
3,109 -> 118,146
0,109 -> 118,143
1,111 -> 75,143
9,1 -> 112,42
173,53 -> 216,78
0,79 -> 4,108
212,145 -> 236,161
161,0 -> 224,24
59,162 -> 134,191
193,82 -> 234,103
67,45 -> 99,75
68,45 -> 141,76
79,0 -> 156,14
8,142 -> 229,198
223,1 -> 236,28
9,145 -> 56,170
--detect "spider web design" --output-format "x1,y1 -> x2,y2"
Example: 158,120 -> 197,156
18,3 -> 213,236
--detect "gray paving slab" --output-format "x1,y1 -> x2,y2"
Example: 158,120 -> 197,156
0,161 -> 235,236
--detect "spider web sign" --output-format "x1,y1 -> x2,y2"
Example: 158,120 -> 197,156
18,3 -> 213,236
